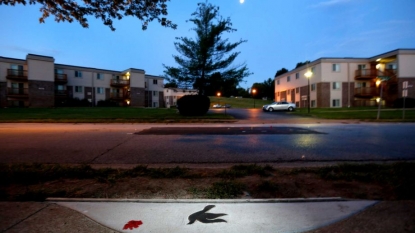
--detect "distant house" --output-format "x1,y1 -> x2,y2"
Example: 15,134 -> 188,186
0,54 -> 164,108
275,49 -> 415,108
164,87 -> 198,108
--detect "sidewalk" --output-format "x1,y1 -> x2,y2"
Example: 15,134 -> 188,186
0,198 -> 395,233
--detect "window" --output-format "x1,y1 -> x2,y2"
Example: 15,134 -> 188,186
153,91 -> 157,96
75,86 -> 83,93
358,64 -> 366,70
311,67 -> 315,73
75,71 -> 82,78
332,64 -> 340,72
295,73 -> 299,79
332,99 -> 340,107
96,87 -> 104,94
296,88 -> 299,93
55,69 -> 63,74
153,79 -> 158,85
287,76 -> 291,82
277,80 -> 280,85
333,82 -> 341,90
97,73 -> 104,80
311,83 -> 316,91
311,100 -> 316,107
277,92 -> 279,97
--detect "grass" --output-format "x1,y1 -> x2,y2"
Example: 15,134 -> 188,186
209,96 -> 273,109
290,107 -> 415,120
0,107 -> 234,123
3,163 -> 415,201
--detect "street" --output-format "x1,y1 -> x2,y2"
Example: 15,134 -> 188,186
1,122 -> 414,164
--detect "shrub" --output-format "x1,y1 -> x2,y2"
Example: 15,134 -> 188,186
177,95 -> 210,116
97,99 -> 120,107
393,98 -> 415,108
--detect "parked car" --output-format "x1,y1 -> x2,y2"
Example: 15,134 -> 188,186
223,104 -> 231,108
262,101 -> 296,112
212,104 -> 222,108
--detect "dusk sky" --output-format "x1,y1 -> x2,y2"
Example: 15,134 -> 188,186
1,0 -> 415,89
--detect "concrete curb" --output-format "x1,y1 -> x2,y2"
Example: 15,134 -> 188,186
47,197 -> 346,203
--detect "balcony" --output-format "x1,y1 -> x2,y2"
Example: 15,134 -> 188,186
110,79 -> 130,87
55,73 -> 68,83
6,69 -> 28,81
354,87 -> 379,98
7,88 -> 28,98
110,92 -> 130,100
55,90 -> 68,96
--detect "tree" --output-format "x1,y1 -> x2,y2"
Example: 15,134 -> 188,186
164,81 -> 178,88
295,61 -> 310,69
163,1 -> 251,95
275,68 -> 288,77
0,0 -> 177,31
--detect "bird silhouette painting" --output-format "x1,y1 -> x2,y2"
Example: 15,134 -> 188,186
188,205 -> 227,224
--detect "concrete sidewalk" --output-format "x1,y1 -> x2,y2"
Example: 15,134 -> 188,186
1,198 -> 378,233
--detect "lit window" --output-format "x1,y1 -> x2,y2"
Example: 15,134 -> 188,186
311,83 -> 316,91
332,64 -> 340,72
75,86 -> 83,93
332,99 -> 340,107
333,82 -> 341,90
75,71 -> 82,78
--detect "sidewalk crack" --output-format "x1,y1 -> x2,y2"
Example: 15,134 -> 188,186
3,203 -> 51,232
89,136 -> 134,163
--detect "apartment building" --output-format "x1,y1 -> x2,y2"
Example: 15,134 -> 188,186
164,87 -> 198,108
275,49 -> 415,108
0,54 -> 164,108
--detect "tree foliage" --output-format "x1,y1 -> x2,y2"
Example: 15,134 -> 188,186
163,2 -> 251,95
251,78 -> 274,100
295,61 -> 310,69
0,0 -> 177,31
275,68 -> 288,77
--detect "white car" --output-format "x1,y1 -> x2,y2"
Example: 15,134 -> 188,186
212,104 -> 222,108
262,101 -> 296,112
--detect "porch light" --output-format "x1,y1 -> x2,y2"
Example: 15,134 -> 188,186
376,58 -> 381,62
376,80 -> 381,87
127,100 -> 130,105
376,98 -> 380,103
376,64 -> 381,69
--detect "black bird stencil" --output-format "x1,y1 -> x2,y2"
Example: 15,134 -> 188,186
187,205 -> 227,224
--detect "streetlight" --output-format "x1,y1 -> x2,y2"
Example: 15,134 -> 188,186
252,89 -> 257,108
304,70 -> 312,113
217,92 -> 221,106
376,79 -> 383,120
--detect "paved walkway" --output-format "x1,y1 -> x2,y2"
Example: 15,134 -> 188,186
44,198 -> 376,233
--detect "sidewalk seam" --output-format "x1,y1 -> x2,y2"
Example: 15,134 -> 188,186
3,203 -> 51,232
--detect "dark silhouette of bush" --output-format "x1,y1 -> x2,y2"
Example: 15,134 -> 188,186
177,95 -> 210,116
55,97 -> 91,107
97,99 -> 120,107
393,98 -> 415,108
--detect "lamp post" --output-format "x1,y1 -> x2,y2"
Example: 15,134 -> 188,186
304,71 -> 312,113
376,80 -> 383,120
252,89 -> 257,108
217,92 -> 221,106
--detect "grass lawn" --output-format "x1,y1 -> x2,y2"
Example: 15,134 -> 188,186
0,107 -> 234,123
209,96 -> 273,108
290,107 -> 415,121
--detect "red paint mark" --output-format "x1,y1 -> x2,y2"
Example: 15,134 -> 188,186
123,220 -> 143,230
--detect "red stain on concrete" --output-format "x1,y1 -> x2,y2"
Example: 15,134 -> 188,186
123,220 -> 143,230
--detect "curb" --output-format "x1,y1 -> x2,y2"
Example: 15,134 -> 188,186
47,197 -> 346,203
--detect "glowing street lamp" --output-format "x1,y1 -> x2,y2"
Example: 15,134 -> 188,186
252,89 -> 257,108
304,70 -> 312,113
217,92 -> 221,106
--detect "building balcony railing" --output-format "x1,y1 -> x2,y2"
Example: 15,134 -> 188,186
7,88 -> 29,97
55,73 -> 68,83
354,69 -> 380,80
354,87 -> 379,98
110,79 -> 130,87
110,92 -> 130,100
55,90 -> 68,96
7,69 -> 28,81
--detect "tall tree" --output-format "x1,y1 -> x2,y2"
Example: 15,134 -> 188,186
163,1 -> 252,95
295,61 -> 310,69
275,68 -> 288,77
0,0 -> 177,31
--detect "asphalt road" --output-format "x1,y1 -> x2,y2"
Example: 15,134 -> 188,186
1,122 -> 414,165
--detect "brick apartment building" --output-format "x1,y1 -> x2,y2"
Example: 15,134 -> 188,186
275,49 -> 415,108
0,54 -> 164,108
